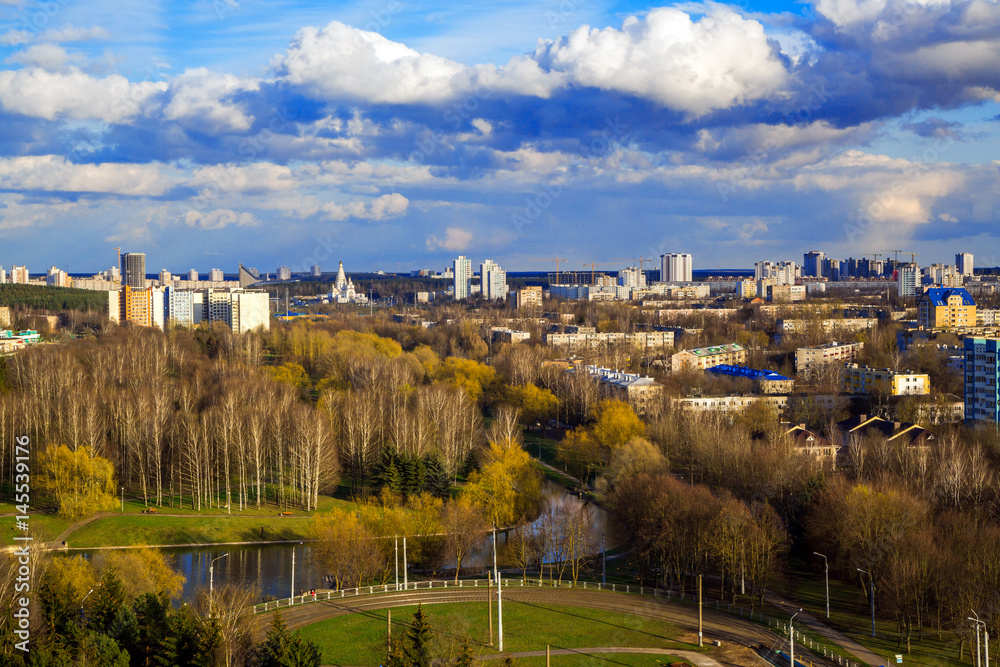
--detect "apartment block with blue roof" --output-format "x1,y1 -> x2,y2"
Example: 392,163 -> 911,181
918,287 -> 976,328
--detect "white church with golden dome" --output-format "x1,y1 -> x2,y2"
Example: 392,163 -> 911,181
324,261 -> 368,304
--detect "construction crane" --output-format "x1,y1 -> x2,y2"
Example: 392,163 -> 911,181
882,249 -> 902,262
905,252 -> 918,265
612,257 -> 655,270
527,257 -> 567,284
581,262 -> 616,284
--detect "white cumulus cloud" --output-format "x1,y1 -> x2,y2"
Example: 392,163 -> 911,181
532,7 -> 789,114
184,208 -> 259,230
0,67 -> 166,123
426,226 -> 473,251
163,68 -> 259,133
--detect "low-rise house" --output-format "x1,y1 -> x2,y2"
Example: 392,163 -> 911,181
581,365 -> 664,414
842,363 -> 930,395
795,341 -> 864,378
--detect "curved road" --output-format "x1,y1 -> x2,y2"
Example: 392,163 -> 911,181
266,587 -> 813,664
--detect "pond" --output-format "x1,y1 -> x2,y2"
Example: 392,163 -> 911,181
76,479 -> 620,604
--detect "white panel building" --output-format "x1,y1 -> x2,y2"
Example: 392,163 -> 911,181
660,253 -> 693,282
453,256 -> 472,300
480,259 -> 507,301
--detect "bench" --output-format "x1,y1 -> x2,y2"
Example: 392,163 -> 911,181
279,511 -> 293,516
142,507 -> 158,514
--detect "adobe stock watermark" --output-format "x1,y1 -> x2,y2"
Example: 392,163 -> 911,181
13,435 -> 32,653
510,115 -> 631,239
4,0 -> 67,47
843,135 -> 957,245
545,0 -> 586,29
215,0 -> 240,20
363,0 -> 404,33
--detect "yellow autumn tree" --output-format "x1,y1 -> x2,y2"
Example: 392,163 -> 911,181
591,399 -> 645,449
95,549 -> 187,599
437,357 -> 497,402
466,438 -> 542,527
39,445 -> 118,520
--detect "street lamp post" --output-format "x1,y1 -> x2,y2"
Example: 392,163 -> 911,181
80,588 -> 94,622
120,486 -> 124,512
290,542 -> 302,605
209,553 -> 229,615
857,568 -> 875,637
790,608 -> 802,667
814,552 -> 829,618
970,611 -> 989,667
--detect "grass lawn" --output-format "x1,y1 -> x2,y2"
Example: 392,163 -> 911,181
296,601 -> 697,667
768,559 -> 969,667
66,514 -> 316,548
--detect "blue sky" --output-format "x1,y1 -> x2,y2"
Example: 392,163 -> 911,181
1,0 -> 999,274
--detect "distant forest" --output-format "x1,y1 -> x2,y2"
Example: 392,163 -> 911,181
0,283 -> 108,312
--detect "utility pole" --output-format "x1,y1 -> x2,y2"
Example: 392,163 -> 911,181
290,547 -> 296,605
790,609 -> 802,667
395,536 -> 399,591
488,570 -> 493,646
403,537 -> 408,589
494,525 -> 503,652
698,574 -> 703,647
814,552 -> 830,618
601,532 -> 606,585
857,568 -> 875,637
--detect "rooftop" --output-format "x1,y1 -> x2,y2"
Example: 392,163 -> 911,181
921,287 -> 975,307
706,364 -> 790,382
683,343 -> 746,357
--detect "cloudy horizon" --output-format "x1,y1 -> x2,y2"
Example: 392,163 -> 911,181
1,0 -> 998,274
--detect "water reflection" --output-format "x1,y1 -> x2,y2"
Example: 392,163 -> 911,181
71,480 -> 620,604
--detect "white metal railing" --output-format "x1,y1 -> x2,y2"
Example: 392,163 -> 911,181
251,578 -> 859,667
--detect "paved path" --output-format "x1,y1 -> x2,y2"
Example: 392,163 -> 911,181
764,592 -> 885,667
479,647 -> 725,663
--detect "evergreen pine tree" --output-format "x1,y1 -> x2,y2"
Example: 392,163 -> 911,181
422,455 -> 451,498
254,611 -> 322,667
88,571 -> 127,634
156,605 -> 201,667
404,605 -> 433,667
133,593 -> 170,666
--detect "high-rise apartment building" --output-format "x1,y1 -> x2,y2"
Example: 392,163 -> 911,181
480,259 -> 507,301
897,264 -> 918,297
209,268 -> 224,282
165,287 -> 205,328
957,253 -> 974,277
9,265 -> 28,284
618,267 -> 646,288
310,264 -> 322,277
188,269 -> 199,281
206,288 -> 270,333
965,337 -> 1000,422
755,260 -> 798,285
120,253 -> 146,289
46,266 -> 71,287
660,253 -> 693,282
453,256 -> 472,300
965,337 -> 996,419
803,251 -> 825,277
158,270 -> 172,285
276,266 -> 292,281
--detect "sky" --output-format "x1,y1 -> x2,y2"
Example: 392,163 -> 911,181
0,0 -> 999,274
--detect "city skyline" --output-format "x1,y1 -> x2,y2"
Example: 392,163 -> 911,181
1,1 -> 999,271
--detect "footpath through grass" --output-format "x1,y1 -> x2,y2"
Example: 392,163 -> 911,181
296,600 -> 696,666
770,559 -> 968,667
